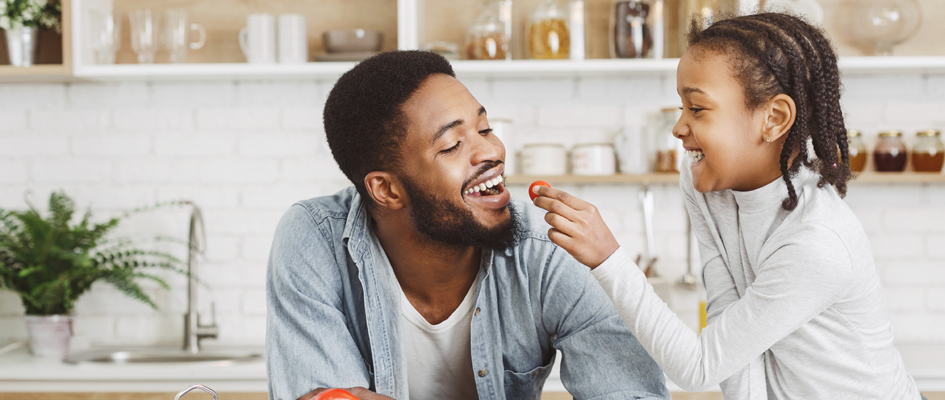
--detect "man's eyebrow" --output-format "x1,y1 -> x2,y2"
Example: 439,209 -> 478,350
431,106 -> 488,144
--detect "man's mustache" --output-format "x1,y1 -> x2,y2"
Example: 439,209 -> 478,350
463,160 -> 504,192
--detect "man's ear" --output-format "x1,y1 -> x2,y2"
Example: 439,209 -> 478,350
364,172 -> 406,211
763,93 -> 796,143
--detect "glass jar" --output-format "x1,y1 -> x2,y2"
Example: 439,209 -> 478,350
610,0 -> 664,59
655,107 -> 681,172
527,0 -> 571,59
677,0 -> 720,54
465,2 -> 509,60
873,130 -> 907,172
846,129 -> 868,172
911,129 -> 944,172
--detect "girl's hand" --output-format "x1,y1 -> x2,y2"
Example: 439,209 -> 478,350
531,185 -> 620,269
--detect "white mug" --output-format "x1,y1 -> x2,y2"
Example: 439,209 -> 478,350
572,143 -> 616,176
278,14 -> 307,64
521,144 -> 567,176
490,119 -> 514,174
239,14 -> 276,64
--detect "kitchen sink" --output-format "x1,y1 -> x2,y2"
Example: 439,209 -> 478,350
64,348 -> 263,364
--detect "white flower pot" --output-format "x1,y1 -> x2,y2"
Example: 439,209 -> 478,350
4,26 -> 39,67
24,315 -> 72,360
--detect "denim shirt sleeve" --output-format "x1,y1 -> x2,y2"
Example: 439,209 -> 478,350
266,204 -> 371,400
540,244 -> 670,400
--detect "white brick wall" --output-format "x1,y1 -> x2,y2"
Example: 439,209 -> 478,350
0,73 -> 944,371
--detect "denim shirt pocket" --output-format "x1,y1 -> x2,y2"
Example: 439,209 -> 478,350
503,361 -> 554,400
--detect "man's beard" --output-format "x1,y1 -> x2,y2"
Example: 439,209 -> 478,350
401,176 -> 523,251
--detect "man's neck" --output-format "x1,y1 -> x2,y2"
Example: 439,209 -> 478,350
372,215 -> 481,325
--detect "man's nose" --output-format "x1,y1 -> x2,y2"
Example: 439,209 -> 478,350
470,132 -> 504,165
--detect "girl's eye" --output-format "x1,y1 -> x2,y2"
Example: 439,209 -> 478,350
479,128 -> 493,136
689,107 -> 704,115
441,141 -> 461,154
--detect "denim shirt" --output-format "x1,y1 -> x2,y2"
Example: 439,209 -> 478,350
266,187 -> 669,400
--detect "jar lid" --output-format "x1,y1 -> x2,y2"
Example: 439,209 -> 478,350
522,143 -> 564,148
916,129 -> 941,137
878,130 -> 902,137
846,129 -> 861,137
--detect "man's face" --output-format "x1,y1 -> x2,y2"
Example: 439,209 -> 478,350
396,74 -> 519,250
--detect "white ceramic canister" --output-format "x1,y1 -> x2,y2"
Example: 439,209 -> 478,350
572,143 -> 617,175
490,119 -> 514,174
521,143 -> 567,175
615,124 -> 649,174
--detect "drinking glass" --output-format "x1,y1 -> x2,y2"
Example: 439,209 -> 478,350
129,9 -> 161,64
164,9 -> 206,63
88,10 -> 121,64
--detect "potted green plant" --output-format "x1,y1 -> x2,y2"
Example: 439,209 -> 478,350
0,191 -> 186,360
0,0 -> 61,66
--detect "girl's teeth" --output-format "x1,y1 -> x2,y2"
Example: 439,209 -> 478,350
478,183 -> 487,191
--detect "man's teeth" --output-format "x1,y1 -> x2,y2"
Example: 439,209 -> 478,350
466,176 -> 505,194
687,150 -> 705,162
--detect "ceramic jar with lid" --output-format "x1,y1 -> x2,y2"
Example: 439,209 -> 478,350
873,130 -> 907,172
521,143 -> 567,175
572,143 -> 616,175
846,129 -> 868,172
911,129 -> 944,172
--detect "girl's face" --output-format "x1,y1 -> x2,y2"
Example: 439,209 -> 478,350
673,48 -> 786,193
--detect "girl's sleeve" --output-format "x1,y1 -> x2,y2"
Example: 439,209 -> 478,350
591,210 -> 853,391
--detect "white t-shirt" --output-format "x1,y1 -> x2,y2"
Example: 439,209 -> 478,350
399,274 -> 481,400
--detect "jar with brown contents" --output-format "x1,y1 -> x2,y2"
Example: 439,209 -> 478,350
846,129 -> 868,172
911,129 -> 944,172
527,0 -> 571,59
873,130 -> 907,172
465,1 -> 509,60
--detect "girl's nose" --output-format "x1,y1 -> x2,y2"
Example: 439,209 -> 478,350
672,117 -> 689,139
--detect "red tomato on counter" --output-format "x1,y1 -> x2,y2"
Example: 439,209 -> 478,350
314,388 -> 360,400
529,180 -> 551,201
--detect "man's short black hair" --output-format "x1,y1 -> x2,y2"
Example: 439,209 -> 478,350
323,50 -> 456,202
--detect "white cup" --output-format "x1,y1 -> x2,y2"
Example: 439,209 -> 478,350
572,143 -> 616,176
164,9 -> 206,64
490,119 -> 514,174
278,14 -> 308,64
521,144 -> 567,175
239,14 -> 276,64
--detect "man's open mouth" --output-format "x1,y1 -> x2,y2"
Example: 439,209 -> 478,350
465,175 -> 506,197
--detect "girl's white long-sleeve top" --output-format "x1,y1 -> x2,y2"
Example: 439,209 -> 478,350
591,165 -> 920,399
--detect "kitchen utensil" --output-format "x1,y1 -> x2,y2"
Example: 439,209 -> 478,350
129,9 -> 161,64
677,210 -> 696,290
164,9 -> 206,64
323,29 -> 383,53
239,14 -> 277,64
521,144 -> 567,175
88,10 -> 121,65
278,14 -> 308,64
572,143 -> 616,176
848,0 -> 921,56
176,384 -> 217,400
638,185 -> 657,276
527,0 -> 570,59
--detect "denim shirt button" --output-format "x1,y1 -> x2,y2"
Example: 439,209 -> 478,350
474,307 -> 481,316
478,369 -> 488,377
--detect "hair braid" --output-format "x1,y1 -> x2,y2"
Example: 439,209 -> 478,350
687,12 -> 851,210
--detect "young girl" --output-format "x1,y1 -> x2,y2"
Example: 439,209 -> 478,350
533,13 -> 923,400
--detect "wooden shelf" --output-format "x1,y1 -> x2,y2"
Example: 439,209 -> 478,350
0,65 -> 74,82
505,172 -> 945,185
72,62 -> 357,81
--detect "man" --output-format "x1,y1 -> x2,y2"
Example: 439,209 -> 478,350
266,51 -> 669,400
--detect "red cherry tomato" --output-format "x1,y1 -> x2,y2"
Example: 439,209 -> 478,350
314,388 -> 360,400
528,180 -> 551,201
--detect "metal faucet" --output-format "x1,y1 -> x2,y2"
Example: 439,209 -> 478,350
182,202 -> 218,353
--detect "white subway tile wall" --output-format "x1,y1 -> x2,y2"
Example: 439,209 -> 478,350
0,74 -> 943,359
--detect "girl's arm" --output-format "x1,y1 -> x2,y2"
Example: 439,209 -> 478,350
532,185 -> 854,391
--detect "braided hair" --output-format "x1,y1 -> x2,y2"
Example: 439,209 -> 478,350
687,13 -> 850,210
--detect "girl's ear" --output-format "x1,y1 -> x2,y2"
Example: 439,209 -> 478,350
364,172 -> 406,211
763,94 -> 797,143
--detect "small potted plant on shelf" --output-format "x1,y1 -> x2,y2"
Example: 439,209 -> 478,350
0,191 -> 186,360
0,0 -> 61,67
